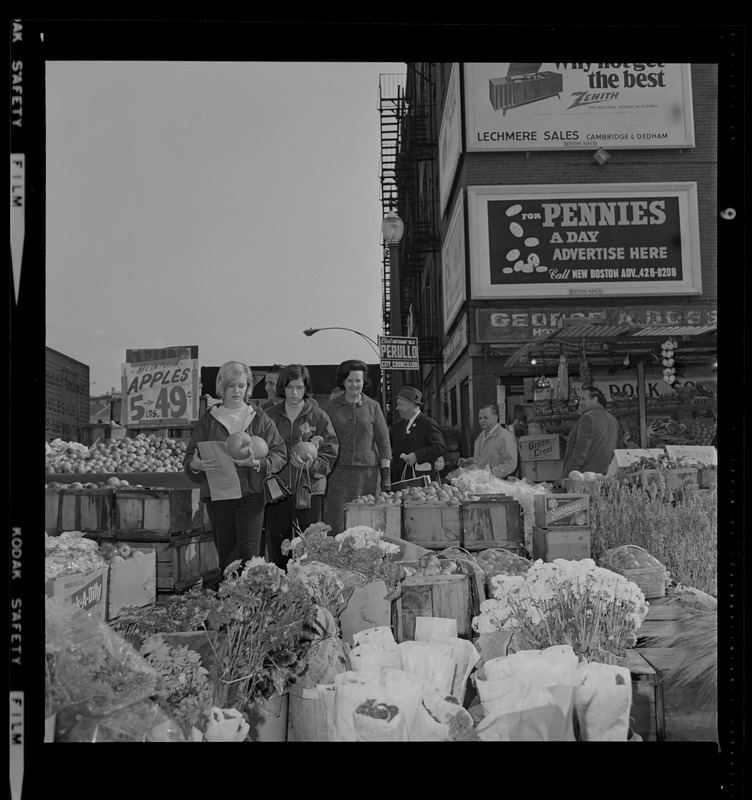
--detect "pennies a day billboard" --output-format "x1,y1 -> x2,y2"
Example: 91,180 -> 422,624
465,63 -> 695,151
468,183 -> 702,299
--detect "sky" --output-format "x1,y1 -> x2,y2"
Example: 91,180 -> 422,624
45,60 -> 405,394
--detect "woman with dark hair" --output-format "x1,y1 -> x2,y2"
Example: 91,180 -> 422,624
183,360 -> 286,572
265,364 -> 339,568
322,359 -> 392,535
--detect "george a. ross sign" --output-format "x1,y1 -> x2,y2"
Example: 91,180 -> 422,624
379,335 -> 420,370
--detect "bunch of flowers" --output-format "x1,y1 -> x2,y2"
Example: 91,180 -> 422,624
286,560 -> 351,619
207,558 -> 316,714
472,558 -> 649,665
139,634 -> 214,737
282,522 -> 404,601
111,586 -> 220,644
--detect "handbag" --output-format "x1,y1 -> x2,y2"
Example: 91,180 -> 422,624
264,472 -> 292,504
391,463 -> 431,491
294,462 -> 313,511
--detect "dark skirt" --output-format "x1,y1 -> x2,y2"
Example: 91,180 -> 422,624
321,465 -> 382,535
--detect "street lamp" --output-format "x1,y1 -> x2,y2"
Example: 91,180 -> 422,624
302,326 -> 387,411
381,210 -> 405,337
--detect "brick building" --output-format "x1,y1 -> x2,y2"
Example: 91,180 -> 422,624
380,63 -> 718,459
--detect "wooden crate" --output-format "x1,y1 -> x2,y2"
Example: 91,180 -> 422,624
462,496 -> 523,551
50,488 -> 115,536
392,573 -> 472,642
532,525 -> 591,562
116,531 -> 220,592
107,551 -> 157,620
627,649 -> 665,742
401,502 -> 462,550
112,488 -> 204,541
344,502 -> 401,537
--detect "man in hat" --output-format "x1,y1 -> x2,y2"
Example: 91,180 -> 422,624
389,386 -> 445,486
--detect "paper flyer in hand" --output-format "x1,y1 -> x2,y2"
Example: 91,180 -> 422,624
198,440 -> 242,500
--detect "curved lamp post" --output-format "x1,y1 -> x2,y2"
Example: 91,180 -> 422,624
302,326 -> 386,411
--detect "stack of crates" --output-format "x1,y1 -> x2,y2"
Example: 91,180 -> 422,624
531,492 -> 591,562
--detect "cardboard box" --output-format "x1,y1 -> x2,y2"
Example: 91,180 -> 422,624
606,449 -> 666,478
107,551 -> 157,620
664,445 -> 717,466
45,567 -> 109,620
532,526 -> 591,562
338,579 -> 392,645
519,435 -> 566,462
533,493 -> 591,529
520,459 -> 564,483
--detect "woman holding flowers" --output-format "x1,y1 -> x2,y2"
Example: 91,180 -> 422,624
184,361 -> 286,571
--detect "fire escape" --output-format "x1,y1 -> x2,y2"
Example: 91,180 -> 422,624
395,63 -> 442,364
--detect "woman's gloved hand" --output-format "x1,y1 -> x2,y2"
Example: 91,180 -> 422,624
380,467 -> 391,492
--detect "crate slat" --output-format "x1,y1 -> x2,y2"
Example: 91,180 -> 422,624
112,488 -> 204,540
401,502 -> 461,549
344,502 -> 401,537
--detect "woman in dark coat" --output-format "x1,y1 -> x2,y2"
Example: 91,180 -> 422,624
322,359 -> 392,535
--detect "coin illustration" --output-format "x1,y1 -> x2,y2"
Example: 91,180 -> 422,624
524,237 -> 539,247
509,222 -> 524,238
505,204 -> 522,217
506,249 -> 520,261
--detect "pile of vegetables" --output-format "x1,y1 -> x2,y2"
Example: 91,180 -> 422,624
99,541 -> 149,564
475,548 -> 533,580
46,434 -> 189,475
646,419 -> 690,447
45,531 -> 109,580
401,551 -> 460,578
352,482 -> 475,507
598,544 -> 665,573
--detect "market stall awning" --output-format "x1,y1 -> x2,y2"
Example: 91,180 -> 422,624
501,321 -> 717,369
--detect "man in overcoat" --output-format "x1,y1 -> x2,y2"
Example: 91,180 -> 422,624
389,386 -> 445,487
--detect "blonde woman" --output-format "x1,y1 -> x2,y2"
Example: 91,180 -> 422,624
184,361 -> 286,571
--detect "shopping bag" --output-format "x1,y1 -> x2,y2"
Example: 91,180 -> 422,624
391,464 -> 430,491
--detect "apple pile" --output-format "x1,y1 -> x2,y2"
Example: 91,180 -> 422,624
45,434 -> 189,475
352,481 -> 481,507
98,541 -> 147,565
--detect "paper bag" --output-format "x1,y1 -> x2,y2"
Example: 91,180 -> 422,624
415,616 -> 458,643
410,689 -> 475,742
475,699 -> 573,742
351,626 -> 396,648
349,642 -> 401,680
397,641 -> 455,695
575,661 -> 632,741
332,671 -> 383,742
353,697 -> 408,742
198,441 -> 242,500
382,670 -> 434,733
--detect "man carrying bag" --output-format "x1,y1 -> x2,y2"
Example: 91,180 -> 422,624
389,386 -> 445,489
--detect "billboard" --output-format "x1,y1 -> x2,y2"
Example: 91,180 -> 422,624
441,190 -> 466,329
468,183 -> 702,299
465,63 -> 695,151
438,63 -> 462,217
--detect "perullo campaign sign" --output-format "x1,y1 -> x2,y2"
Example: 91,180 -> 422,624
468,183 -> 702,299
379,336 -> 419,370
464,63 -> 694,151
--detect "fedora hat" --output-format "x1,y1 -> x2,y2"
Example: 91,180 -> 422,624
396,386 -> 422,405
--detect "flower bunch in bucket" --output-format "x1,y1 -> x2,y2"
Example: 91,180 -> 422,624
207,557 -> 316,716
473,558 -> 649,666
282,522 -> 404,601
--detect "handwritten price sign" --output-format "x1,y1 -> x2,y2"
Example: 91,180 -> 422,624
121,358 -> 199,426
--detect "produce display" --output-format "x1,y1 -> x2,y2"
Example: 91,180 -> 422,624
686,416 -> 717,446
98,541 -> 149,565
45,531 -> 108,580
400,551 -> 460,578
351,481 -> 475,507
599,544 -> 664,572
474,548 -> 533,580
46,435 -> 189,474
